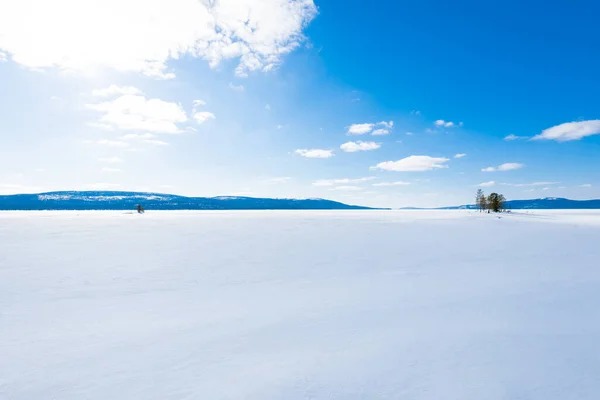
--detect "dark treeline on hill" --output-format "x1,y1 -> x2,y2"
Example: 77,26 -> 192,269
0,191 -> 379,211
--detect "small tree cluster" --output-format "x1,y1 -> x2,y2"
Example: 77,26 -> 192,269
476,189 -> 506,213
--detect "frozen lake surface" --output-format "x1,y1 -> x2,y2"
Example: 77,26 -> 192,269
2,210 -> 600,399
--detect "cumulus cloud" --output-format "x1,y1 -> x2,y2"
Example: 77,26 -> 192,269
434,120 -> 458,128
340,141 -> 380,152
295,149 -> 334,158
504,134 -> 528,141
92,85 -> 143,97
98,156 -> 123,163
371,129 -> 389,136
532,120 -> 600,142
372,181 -> 411,187
313,177 -> 374,187
0,0 -> 317,78
347,123 -> 374,135
454,153 -> 467,158
347,121 -> 394,135
193,111 -> 216,124
482,163 -> 524,172
478,181 -> 496,187
87,94 -> 187,134
372,155 -> 450,172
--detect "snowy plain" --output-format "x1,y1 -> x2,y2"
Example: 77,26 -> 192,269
1,210 -> 600,399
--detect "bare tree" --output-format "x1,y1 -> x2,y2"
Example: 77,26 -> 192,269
476,189 -> 487,212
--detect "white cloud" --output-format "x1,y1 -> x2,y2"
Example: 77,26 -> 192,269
372,129 -> 389,136
84,183 -> 122,190
98,157 -> 123,163
193,111 -> 216,124
313,177 -> 374,187
295,149 -> 334,158
340,141 -> 380,153
504,134 -> 528,141
347,123 -> 374,135
434,120 -> 456,128
478,181 -> 496,187
454,153 -> 467,159
92,85 -> 143,97
229,82 -> 245,92
120,133 -> 156,140
330,186 -> 362,191
532,120 -> 600,142
0,51 -> 6,61
87,94 -> 187,134
193,99 -> 207,107
143,139 -> 168,146
102,167 -> 121,173
482,163 -> 524,172
372,181 -> 411,187
372,155 -> 450,172
580,184 -> 592,188
95,139 -> 130,147
405,132 -> 414,136
0,0 -> 317,79
347,121 -> 394,135
542,187 -> 550,191
506,182 -> 558,187
410,110 -> 421,116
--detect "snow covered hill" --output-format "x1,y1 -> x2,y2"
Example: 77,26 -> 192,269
2,210 -> 600,399
0,191 -> 374,210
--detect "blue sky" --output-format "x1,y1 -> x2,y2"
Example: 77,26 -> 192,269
0,0 -> 599,207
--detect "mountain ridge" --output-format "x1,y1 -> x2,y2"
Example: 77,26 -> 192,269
0,191 -> 379,210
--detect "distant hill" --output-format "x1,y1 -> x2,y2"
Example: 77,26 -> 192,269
0,191 -> 378,211
401,197 -> 600,210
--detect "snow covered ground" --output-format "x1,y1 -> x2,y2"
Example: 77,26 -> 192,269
2,210 -> 600,399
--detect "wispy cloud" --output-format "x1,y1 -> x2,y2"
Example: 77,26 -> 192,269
229,82 -> 245,92
313,177 -> 375,187
340,141 -> 381,152
372,155 -> 450,172
454,153 -> 467,159
372,181 -> 411,187
330,185 -> 362,191
580,183 -> 592,188
478,181 -> 496,187
504,134 -> 528,141
94,139 -> 130,147
482,163 -> 524,172
505,182 -> 558,187
120,133 -> 155,140
193,111 -> 216,124
532,120 -> 600,142
266,177 -> 291,184
295,149 -> 334,159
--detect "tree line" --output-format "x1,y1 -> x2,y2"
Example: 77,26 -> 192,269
476,189 -> 506,212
